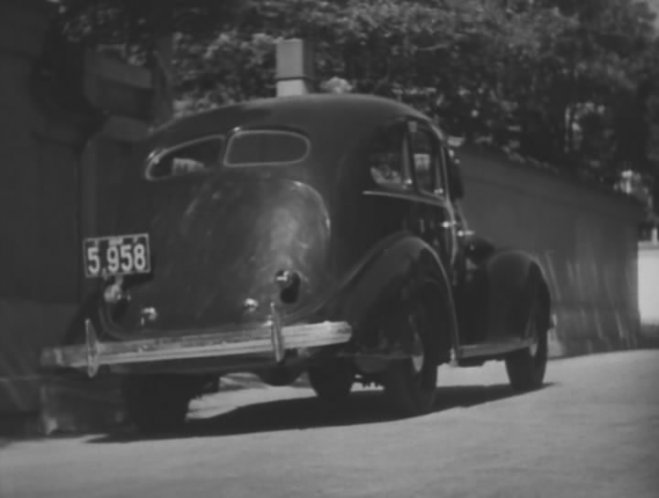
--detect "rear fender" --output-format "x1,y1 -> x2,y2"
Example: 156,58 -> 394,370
326,233 -> 458,356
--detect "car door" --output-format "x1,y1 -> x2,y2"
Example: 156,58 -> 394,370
405,120 -> 459,282
361,120 -> 415,243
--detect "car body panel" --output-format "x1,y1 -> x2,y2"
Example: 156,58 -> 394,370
108,173 -> 332,332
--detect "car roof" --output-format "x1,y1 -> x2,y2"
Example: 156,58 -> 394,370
150,93 -> 429,148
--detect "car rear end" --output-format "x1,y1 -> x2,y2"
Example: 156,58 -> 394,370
41,103 -> 352,379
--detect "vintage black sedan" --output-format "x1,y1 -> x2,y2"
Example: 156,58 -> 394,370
42,94 -> 552,434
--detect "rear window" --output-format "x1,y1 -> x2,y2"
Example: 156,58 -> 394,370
145,135 -> 224,180
224,130 -> 310,167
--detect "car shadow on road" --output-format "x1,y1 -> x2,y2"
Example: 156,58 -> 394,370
87,382 -> 554,444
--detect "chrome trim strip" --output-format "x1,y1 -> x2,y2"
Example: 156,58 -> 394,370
363,189 -> 445,207
269,302 -> 286,363
41,320 -> 352,378
85,319 -> 100,378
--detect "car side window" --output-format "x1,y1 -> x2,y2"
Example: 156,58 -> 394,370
409,127 -> 433,193
409,123 -> 443,195
368,124 -> 410,189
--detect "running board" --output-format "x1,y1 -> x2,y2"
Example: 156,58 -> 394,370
456,338 -> 535,360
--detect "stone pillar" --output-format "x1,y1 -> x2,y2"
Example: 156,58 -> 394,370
275,39 -> 314,97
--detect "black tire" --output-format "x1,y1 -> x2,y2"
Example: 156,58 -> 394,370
122,375 -> 196,436
505,295 -> 548,392
308,359 -> 354,404
382,296 -> 438,416
258,366 -> 304,386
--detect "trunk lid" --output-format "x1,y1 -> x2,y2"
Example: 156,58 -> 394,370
110,170 -> 331,334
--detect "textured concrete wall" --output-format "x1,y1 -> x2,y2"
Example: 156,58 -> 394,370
460,147 -> 643,357
638,242 -> 659,325
0,0 -> 84,304
0,1 -> 153,417
0,300 -> 76,412
0,0 -> 83,413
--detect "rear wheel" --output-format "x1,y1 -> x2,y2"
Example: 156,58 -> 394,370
308,359 -> 354,404
122,374 -> 197,436
258,366 -> 303,387
382,296 -> 438,416
505,294 -> 548,391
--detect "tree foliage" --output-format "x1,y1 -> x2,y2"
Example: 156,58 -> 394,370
56,0 -> 659,194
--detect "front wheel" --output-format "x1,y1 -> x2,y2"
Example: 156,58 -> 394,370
505,295 -> 548,391
381,297 -> 438,416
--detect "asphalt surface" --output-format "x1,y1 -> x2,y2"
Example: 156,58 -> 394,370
1,350 -> 658,498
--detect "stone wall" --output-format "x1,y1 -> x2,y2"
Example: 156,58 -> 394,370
460,147 -> 643,357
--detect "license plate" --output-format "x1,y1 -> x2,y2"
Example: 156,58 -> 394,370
83,233 -> 151,278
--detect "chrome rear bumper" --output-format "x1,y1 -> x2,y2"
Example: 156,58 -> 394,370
41,318 -> 352,378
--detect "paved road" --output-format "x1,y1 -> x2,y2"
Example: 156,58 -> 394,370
2,350 -> 658,498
